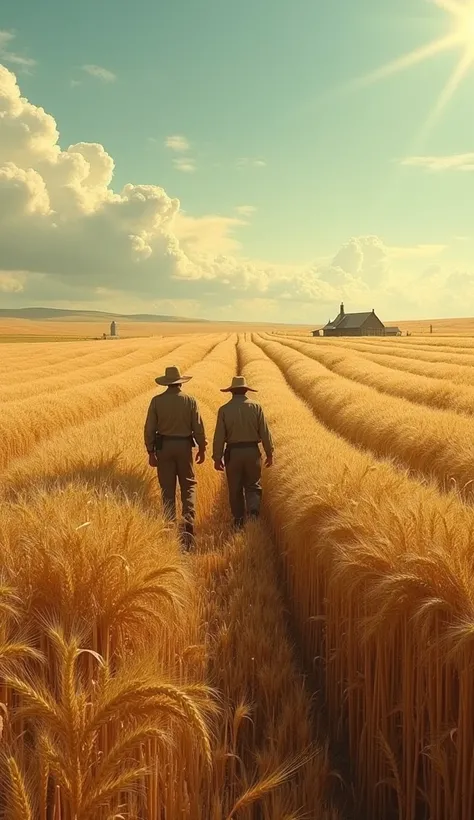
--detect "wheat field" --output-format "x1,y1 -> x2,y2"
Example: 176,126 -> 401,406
2,329 -> 474,820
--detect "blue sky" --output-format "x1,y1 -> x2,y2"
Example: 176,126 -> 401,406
2,0 -> 474,321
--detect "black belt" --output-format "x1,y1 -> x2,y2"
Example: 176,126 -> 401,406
226,441 -> 259,449
162,435 -> 193,441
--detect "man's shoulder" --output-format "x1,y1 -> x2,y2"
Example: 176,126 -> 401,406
184,392 -> 198,405
178,392 -> 200,411
226,397 -> 261,413
218,399 -> 233,415
156,390 -> 194,402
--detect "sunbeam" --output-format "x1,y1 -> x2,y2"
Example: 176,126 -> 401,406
354,34 -> 459,88
435,0 -> 463,15
353,0 -> 474,136
422,48 -> 473,134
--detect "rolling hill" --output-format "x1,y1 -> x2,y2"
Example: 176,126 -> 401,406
0,308 -> 204,323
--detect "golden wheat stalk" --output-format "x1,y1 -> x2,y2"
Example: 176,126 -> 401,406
4,756 -> 33,820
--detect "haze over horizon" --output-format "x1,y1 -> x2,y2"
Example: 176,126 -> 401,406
2,0 -> 474,323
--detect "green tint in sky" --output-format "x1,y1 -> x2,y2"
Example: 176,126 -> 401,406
1,0 -> 474,321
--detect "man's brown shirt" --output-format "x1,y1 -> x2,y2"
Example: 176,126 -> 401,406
144,389 -> 206,452
212,394 -> 273,462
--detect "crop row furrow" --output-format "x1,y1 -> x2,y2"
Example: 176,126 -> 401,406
290,332 -> 474,385
257,334 -> 474,500
0,338 -> 110,372
278,331 -> 474,356
0,335 -> 224,473
240,336 -> 474,820
0,337 -> 237,510
0,338 -> 236,820
368,335 -> 474,350
0,338 -> 165,385
308,336 -> 474,367
0,334 -> 341,819
0,342 -> 186,402
275,336 -> 474,416
335,337 -> 474,357
194,519 -> 339,819
359,347 -> 474,385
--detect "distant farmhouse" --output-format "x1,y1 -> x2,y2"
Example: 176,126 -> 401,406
314,303 -> 401,337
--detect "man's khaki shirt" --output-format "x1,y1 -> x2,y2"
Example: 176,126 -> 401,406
144,389 -> 206,452
212,394 -> 274,461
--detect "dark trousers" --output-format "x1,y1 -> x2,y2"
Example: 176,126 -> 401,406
156,439 -> 196,523
225,445 -> 262,521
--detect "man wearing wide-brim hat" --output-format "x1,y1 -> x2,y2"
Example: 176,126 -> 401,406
212,376 -> 274,529
144,365 -> 207,549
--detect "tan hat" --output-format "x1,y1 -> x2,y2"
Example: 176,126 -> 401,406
155,366 -> 192,386
221,376 -> 257,393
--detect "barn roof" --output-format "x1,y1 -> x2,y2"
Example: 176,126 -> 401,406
336,312 -> 373,329
323,311 -> 374,330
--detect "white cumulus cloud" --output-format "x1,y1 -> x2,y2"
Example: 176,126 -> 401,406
82,65 -> 116,83
165,136 -> 195,172
400,153 -> 474,172
0,63 -> 466,322
172,157 -> 196,173
0,31 -> 36,70
165,135 -> 190,152
331,236 -> 389,284
235,205 -> 256,217
0,271 -> 25,292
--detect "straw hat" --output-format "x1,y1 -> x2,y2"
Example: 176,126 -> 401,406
155,366 -> 192,386
221,376 -> 257,393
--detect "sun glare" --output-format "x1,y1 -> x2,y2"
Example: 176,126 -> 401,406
456,5 -> 474,46
354,0 -> 474,137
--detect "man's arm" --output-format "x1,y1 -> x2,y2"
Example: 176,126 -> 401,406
212,407 -> 226,464
191,398 -> 207,453
144,397 -> 157,453
257,406 -> 274,461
